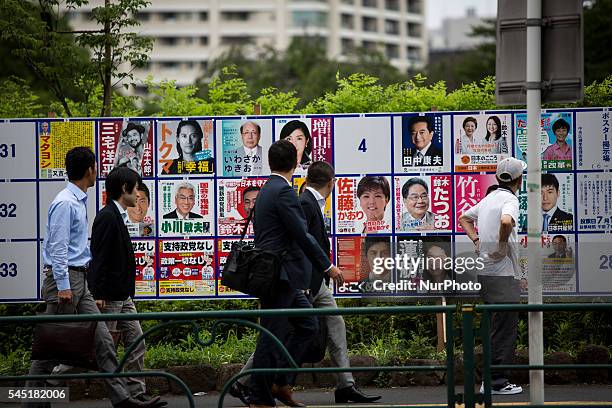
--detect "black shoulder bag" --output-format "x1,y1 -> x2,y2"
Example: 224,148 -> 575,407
221,209 -> 285,299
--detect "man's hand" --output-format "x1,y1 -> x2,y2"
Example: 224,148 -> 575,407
328,265 -> 345,286
96,300 -> 105,311
57,289 -> 73,304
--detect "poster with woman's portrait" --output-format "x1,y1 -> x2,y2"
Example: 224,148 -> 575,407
157,179 -> 213,237
158,239 -> 215,297
334,176 -> 392,234
454,113 -> 511,172
217,178 -> 267,236
99,179 -> 156,238
394,175 -> 452,232
274,117 -> 333,176
335,236 -> 393,295
217,119 -> 272,176
98,120 -> 154,177
157,119 -> 214,176
394,113 -> 451,173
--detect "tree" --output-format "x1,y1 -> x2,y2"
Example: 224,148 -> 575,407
584,0 -> 612,84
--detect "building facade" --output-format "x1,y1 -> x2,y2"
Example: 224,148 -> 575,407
65,0 -> 427,91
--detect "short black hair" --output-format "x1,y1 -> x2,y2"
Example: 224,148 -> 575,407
552,118 -> 570,133
408,116 -> 433,133
485,184 -> 499,196
176,120 -> 203,158
137,181 -> 150,201
541,173 -> 560,191
552,235 -> 567,243
279,120 -> 312,165
363,236 -> 390,254
401,177 -> 428,199
357,176 -> 390,201
105,167 -> 141,201
242,185 -> 261,199
65,146 -> 96,181
306,161 -> 335,188
268,139 -> 297,172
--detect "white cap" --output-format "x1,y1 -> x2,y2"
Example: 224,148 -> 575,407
496,157 -> 527,182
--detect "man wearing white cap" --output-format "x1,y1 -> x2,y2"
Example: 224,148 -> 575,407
459,157 -> 526,395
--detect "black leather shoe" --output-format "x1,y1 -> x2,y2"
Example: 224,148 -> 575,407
135,394 -> 168,407
114,396 -> 162,408
335,385 -> 382,403
229,381 -> 250,406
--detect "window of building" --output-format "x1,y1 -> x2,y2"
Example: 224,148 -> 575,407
341,0 -> 354,4
407,22 -> 421,37
362,16 -> 377,32
384,19 -> 399,35
200,36 -> 209,46
136,12 -> 150,22
385,43 -> 399,59
221,36 -> 254,46
363,40 -> 377,52
221,11 -> 250,21
362,0 -> 378,7
200,61 -> 209,71
200,11 -> 209,21
291,11 -> 328,28
84,12 -> 94,21
341,13 -> 354,29
385,0 -> 399,10
161,61 -> 179,69
158,37 -> 179,46
407,46 -> 421,62
160,12 -> 177,22
406,0 -> 421,14
341,38 -> 355,55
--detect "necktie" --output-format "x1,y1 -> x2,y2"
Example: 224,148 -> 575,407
542,214 -> 550,231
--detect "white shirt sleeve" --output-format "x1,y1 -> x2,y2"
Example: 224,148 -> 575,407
501,197 -> 519,225
462,201 -> 481,221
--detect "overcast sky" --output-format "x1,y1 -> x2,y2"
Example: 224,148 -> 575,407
426,0 -> 497,29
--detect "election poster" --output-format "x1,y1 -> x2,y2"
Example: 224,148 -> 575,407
540,173 -> 574,233
39,121 -> 95,179
157,119 -> 214,176
275,117 -> 333,176
98,120 -> 154,177
454,113 -> 511,172
334,116 -> 392,174
157,179 -> 213,237
217,178 -> 266,236
577,172 -> 612,232
454,174 -> 498,232
394,113 -> 451,174
158,239 -> 215,297
216,238 -> 253,296
293,177 -> 332,235
217,119 -> 272,176
575,110 -> 611,170
132,240 -> 157,297
335,176 -> 392,234
336,236 -> 393,295
515,111 -> 574,171
99,179 -> 156,237
394,175 -> 452,232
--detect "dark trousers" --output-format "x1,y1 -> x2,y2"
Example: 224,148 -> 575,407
478,275 -> 520,385
249,283 -> 318,406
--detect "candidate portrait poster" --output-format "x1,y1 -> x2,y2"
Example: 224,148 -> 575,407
157,179 -> 213,237
217,178 -> 267,236
454,174 -> 498,232
158,239 -> 215,297
454,113 -> 511,172
99,179 -> 156,238
577,172 -> 612,232
336,236 -> 393,295
216,238 -> 253,296
576,110 -> 611,171
275,117 -> 333,176
517,235 -> 576,293
39,121 -> 95,179
394,175 -> 452,232
217,119 -> 272,176
335,176 -> 392,234
133,240 -> 157,297
515,111 -> 574,171
157,119 -> 214,176
98,120 -> 154,177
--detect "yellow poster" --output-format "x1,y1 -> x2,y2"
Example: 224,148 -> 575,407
39,121 -> 95,179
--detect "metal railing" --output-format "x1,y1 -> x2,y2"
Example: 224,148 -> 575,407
0,305 -> 458,408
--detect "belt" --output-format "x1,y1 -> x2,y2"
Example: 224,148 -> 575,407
44,265 -> 88,273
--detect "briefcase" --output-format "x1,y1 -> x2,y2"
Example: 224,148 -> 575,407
31,304 -> 98,370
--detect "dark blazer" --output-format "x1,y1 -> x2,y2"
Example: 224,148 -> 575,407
89,203 -> 136,301
254,175 -> 331,291
299,188 -> 331,295
549,208 -> 573,229
414,144 -> 442,159
163,209 -> 203,219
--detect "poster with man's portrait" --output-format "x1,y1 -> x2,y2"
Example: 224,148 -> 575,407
217,119 -> 272,176
99,179 -> 156,237
98,120 -> 154,177
157,179 -> 213,237
394,175 -> 452,232
157,119 -> 214,176
275,117 -> 333,176
158,239 -> 215,297
217,178 -> 266,236
334,176 -> 392,234
454,113 -> 511,172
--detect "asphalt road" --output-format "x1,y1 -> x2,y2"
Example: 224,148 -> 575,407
2,385 -> 611,407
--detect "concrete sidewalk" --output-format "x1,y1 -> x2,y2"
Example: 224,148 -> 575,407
2,385 -> 611,407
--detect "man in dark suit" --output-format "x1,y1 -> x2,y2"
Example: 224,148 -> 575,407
89,168 -> 166,407
405,116 -> 443,167
162,181 -> 203,219
248,140 -> 345,407
541,173 -> 573,232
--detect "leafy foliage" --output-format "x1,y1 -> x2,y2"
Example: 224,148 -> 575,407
0,77 -> 43,118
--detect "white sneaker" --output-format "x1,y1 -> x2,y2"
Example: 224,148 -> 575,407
492,381 -> 523,395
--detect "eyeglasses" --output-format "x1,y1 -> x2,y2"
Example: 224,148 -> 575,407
407,193 -> 429,202
177,195 -> 195,201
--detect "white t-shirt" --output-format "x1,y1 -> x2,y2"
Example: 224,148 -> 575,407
462,188 -> 520,278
